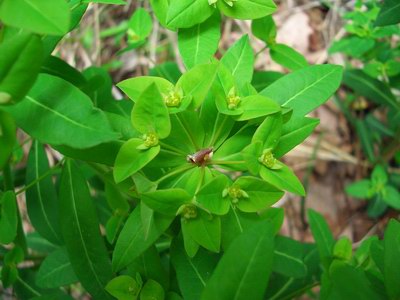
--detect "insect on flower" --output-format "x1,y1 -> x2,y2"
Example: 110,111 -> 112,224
186,148 -> 213,166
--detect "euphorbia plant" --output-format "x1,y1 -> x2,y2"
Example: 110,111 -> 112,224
8,0 -> 400,299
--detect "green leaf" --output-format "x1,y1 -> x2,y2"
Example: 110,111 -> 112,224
270,43 -> 308,71
252,112 -> 282,149
128,8 -> 152,42
329,36 -> 375,58
113,138 -> 160,183
260,64 -> 343,117
0,111 -> 16,169
375,0 -> 400,26
251,15 -> 276,44
218,0 -> 276,20
141,188 -> 192,216
131,83 -> 171,139
307,209 -> 334,269
383,219 -> 400,299
0,0 -> 70,35
170,236 -> 219,300
140,279 -> 165,300
345,179 -> 372,199
196,175 -> 230,215
235,95 -> 281,121
273,236 -> 307,278
259,163 -> 305,196
177,62 -> 219,108
150,0 -> 168,27
166,0 -> 214,29
383,186 -> 400,210
105,275 -> 141,300
241,141 -> 263,175
0,191 -> 18,244
112,205 -> 174,272
251,71 -> 283,91
59,160 -> 113,300
355,119 -> 375,162
343,70 -> 398,109
178,12 -> 221,69
0,32 -> 43,105
35,248 -> 78,288
26,140 -> 62,244
201,219 -> 275,300
83,0 -> 126,4
234,176 -> 284,212
274,117 -> 319,158
221,35 -> 254,88
333,237 -> 352,261
4,74 -> 120,148
183,210 -> 221,253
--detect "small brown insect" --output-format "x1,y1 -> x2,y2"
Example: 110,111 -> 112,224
186,148 -> 213,166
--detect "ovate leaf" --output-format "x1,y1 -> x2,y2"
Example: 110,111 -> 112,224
166,0 -> 214,29
260,64 -> 343,117
259,164 -> 305,196
4,74 -> 120,148
218,0 -> 276,20
270,43 -> 308,71
26,141 -> 62,244
59,160 -> 113,300
178,12 -> 221,69
201,219 -> 275,300
141,189 -> 192,216
105,275 -> 141,300
0,0 -> 70,35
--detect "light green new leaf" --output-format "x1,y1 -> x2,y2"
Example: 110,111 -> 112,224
112,205 -> 174,272
196,175 -> 230,215
140,279 -> 165,300
270,43 -> 308,71
375,0 -> 400,26
183,210 -> 221,253
0,191 -> 18,244
241,142 -> 263,175
251,15 -> 276,44
343,70 -> 399,110
0,111 -> 16,169
221,35 -> 254,88
307,209 -> 334,269
113,138 -> 160,183
26,141 -> 62,245
0,0 -> 70,35
128,8 -> 152,41
178,12 -> 221,69
218,0 -> 276,20
36,248 -> 78,288
131,83 -> 171,138
201,219 -> 275,300
260,64 -> 343,117
177,62 -> 219,108
0,32 -> 43,105
252,112 -> 282,149
166,0 -> 215,29
383,186 -> 400,210
259,163 -> 305,196
4,74 -> 120,148
345,180 -> 372,199
329,37 -> 375,58
171,236 -> 219,300
118,76 -> 173,103
383,219 -> 400,299
59,160 -> 113,300
141,188 -> 192,216
274,117 -> 320,158
235,95 -> 281,121
82,0 -> 126,4
105,275 -> 141,300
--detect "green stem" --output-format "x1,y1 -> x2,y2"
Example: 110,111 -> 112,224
209,113 -> 230,147
159,142 -> 187,156
156,164 -> 194,184
210,160 -> 245,165
174,114 -> 199,150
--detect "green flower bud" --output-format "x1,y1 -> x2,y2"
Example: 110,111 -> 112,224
258,148 -> 281,169
137,132 -> 159,149
223,185 -> 249,204
178,204 -> 198,220
226,87 -> 241,110
163,87 -> 183,107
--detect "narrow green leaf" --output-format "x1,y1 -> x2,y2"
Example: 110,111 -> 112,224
270,43 -> 308,71
0,0 -> 70,35
221,35 -> 254,88
307,209 -> 334,269
4,74 -> 120,148
201,219 -> 275,300
259,164 -> 305,196
252,112 -> 282,149
131,83 -> 171,138
171,236 -> 219,300
26,140 -> 62,244
112,205 -> 174,272
0,111 -> 16,169
59,160 -> 113,300
35,248 -> 78,288
196,175 -> 230,215
178,12 -> 221,69
383,219 -> 400,299
113,138 -> 160,183
273,236 -> 307,278
235,95 -> 281,121
141,188 -> 192,216
260,64 -> 343,117
375,0 -> 400,26
0,191 -> 18,244
83,0 -> 126,4
0,32 -> 43,105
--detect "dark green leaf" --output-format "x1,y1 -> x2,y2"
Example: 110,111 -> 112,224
141,188 -> 192,216
383,219 -> 400,299
0,191 -> 18,244
140,279 -> 165,300
105,275 -> 141,300
375,0 -> 400,26
0,111 -> 16,169
273,236 -> 307,278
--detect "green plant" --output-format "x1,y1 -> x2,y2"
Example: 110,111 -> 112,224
328,0 -> 400,216
1,0 -> 399,299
